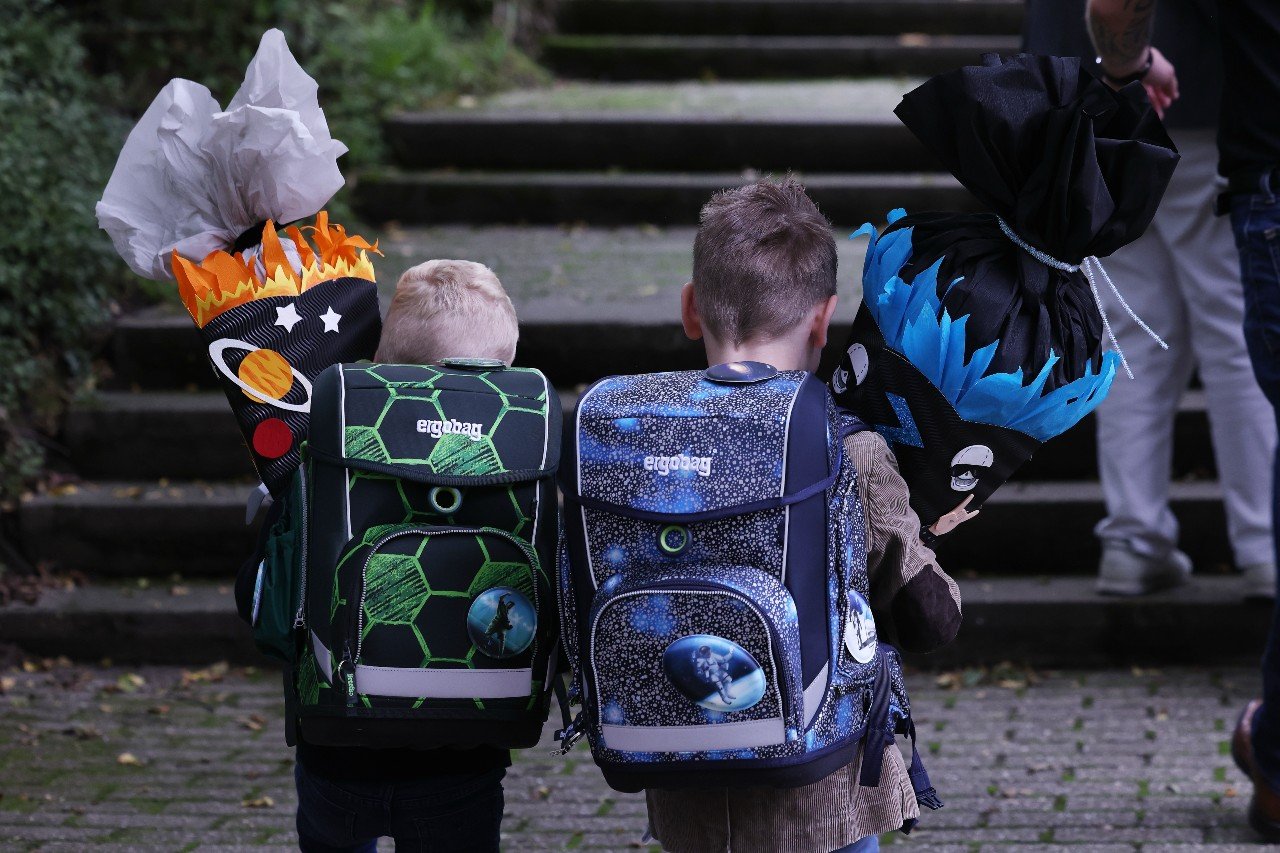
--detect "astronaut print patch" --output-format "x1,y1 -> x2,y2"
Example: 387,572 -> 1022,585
662,635 -> 766,712
844,590 -> 877,664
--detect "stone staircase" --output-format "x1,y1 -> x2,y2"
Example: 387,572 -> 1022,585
10,0 -> 1270,665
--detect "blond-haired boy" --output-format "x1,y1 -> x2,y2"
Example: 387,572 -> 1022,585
238,258 -> 522,852
376,259 -> 518,365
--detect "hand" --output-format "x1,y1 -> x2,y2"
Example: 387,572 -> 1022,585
1142,47 -> 1179,118
929,495 -> 979,537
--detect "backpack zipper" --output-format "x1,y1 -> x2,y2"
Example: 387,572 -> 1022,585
293,463 -> 310,630
589,581 -> 797,734
352,525 -> 541,670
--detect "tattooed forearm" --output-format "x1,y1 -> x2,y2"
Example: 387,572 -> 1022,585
1086,0 -> 1156,72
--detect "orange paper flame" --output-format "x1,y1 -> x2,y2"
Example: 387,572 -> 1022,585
171,211 -> 381,327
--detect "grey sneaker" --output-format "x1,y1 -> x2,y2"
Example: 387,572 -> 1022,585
1096,541 -> 1193,596
1242,563 -> 1277,601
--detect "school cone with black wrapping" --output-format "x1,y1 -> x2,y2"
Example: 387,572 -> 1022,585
830,53 -> 1179,526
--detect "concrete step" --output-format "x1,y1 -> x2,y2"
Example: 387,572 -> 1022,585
19,482 -> 259,579
556,0 -> 1023,37
0,581 -> 255,665
385,112 -> 940,172
65,392 -> 258,481
65,389 -> 1215,484
19,479 -> 1232,580
935,480 -> 1231,577
920,574 -> 1271,669
353,169 -> 979,226
1,576 -> 1264,667
541,35 -> 1020,80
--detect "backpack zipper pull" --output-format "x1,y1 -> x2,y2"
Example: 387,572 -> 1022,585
340,645 -> 358,706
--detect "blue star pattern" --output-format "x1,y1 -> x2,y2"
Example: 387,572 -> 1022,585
559,369 -> 920,779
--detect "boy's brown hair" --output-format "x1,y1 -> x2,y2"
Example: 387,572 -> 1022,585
375,259 -> 519,365
691,177 -> 838,346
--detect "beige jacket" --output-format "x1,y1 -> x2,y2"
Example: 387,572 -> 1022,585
646,431 -> 963,853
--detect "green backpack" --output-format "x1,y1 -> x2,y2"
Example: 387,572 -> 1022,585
253,360 -> 561,749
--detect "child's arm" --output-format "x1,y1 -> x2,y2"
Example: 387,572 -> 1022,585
847,431 -> 963,654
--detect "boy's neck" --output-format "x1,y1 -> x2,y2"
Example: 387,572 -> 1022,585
702,333 -> 815,373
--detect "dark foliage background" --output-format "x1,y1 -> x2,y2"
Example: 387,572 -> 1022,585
0,0 -> 545,533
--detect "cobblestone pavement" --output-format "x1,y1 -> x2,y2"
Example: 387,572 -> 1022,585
0,660 -> 1269,851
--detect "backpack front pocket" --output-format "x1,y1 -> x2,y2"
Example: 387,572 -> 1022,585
317,523 -> 549,704
586,566 -> 803,754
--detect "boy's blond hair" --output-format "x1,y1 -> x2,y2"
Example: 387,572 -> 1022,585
376,260 -> 519,365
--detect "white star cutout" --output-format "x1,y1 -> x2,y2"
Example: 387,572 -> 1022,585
319,306 -> 342,333
274,303 -> 302,333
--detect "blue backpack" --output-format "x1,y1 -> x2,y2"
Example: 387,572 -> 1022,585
558,362 -> 941,804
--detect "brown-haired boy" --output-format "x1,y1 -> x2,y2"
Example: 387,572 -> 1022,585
646,178 -> 968,852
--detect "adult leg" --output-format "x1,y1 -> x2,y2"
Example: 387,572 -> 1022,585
388,768 -> 506,852
1229,188 -> 1280,839
1093,190 -> 1195,593
1162,132 -> 1277,588
295,762 -> 383,853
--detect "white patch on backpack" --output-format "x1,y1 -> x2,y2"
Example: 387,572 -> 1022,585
844,590 -> 877,664
416,418 -> 484,442
643,453 -> 712,477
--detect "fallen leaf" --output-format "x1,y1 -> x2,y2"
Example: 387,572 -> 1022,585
117,753 -> 144,767
147,705 -> 170,716
534,785 -> 551,800
169,585 -> 190,597
0,677 -> 16,693
181,662 -> 229,687
117,673 -> 146,693
242,795 -> 275,809
239,713 -> 266,732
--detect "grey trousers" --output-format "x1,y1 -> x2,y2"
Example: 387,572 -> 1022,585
1094,130 -> 1276,568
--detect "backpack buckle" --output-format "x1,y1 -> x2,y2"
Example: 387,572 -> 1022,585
552,716 -> 585,755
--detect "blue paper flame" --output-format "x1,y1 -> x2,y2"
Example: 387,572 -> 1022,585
854,210 -> 1118,441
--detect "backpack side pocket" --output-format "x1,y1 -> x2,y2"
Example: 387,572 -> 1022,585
253,474 -> 304,663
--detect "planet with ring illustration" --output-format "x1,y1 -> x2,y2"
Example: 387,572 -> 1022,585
208,338 -> 312,413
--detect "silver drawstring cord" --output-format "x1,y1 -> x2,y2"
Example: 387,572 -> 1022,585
995,216 -> 1167,380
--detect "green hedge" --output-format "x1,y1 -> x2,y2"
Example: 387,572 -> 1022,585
0,0 -> 545,518
0,0 -> 136,507
73,0 -> 547,166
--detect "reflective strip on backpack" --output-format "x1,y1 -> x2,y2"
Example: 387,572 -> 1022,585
601,718 -> 787,753
311,633 -> 533,699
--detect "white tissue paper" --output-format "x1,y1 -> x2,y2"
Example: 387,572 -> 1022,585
96,29 -> 348,281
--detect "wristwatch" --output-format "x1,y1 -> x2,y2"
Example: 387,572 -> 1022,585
919,525 -> 939,547
1096,48 -> 1153,86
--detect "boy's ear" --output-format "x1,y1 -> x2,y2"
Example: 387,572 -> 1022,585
809,294 -> 839,350
681,282 -> 703,341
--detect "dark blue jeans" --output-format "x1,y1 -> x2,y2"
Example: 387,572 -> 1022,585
294,762 -> 505,852
1232,185 -> 1280,788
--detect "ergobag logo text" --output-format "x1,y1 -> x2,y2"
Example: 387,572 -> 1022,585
643,453 -> 712,477
417,418 -> 484,442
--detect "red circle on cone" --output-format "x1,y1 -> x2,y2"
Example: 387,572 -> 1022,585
252,418 -> 294,459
